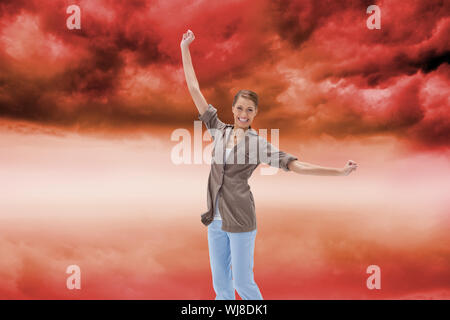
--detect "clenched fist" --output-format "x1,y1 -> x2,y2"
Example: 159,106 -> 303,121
340,160 -> 358,176
180,29 -> 195,49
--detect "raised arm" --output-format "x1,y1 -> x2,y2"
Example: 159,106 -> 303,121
180,29 -> 209,116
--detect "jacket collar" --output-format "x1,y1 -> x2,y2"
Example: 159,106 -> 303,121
226,124 -> 258,136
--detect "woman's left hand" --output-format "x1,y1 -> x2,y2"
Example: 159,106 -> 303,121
340,160 -> 358,176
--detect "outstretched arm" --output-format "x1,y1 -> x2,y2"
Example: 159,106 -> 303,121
287,159 -> 358,176
180,29 -> 209,116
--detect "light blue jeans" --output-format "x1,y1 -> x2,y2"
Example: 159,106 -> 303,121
207,219 -> 263,300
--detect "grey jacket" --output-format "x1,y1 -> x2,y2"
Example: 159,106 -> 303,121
198,104 -> 298,232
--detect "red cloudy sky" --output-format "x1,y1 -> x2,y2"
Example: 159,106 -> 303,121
0,0 -> 449,299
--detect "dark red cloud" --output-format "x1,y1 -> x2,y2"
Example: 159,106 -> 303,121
0,0 -> 448,149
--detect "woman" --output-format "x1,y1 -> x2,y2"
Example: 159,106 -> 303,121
180,29 -> 358,300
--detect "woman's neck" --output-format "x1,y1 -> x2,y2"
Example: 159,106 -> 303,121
233,125 -> 248,133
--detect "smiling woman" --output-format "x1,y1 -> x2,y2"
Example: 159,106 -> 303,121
229,90 -> 259,147
180,28 -> 358,301
231,90 -> 258,132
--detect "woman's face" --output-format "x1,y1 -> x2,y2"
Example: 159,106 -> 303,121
232,97 -> 258,130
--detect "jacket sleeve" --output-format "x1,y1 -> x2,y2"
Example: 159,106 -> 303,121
258,137 -> 298,172
198,104 -> 226,140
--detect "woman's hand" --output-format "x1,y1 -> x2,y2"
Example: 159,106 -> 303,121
180,29 -> 195,49
340,160 -> 358,176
